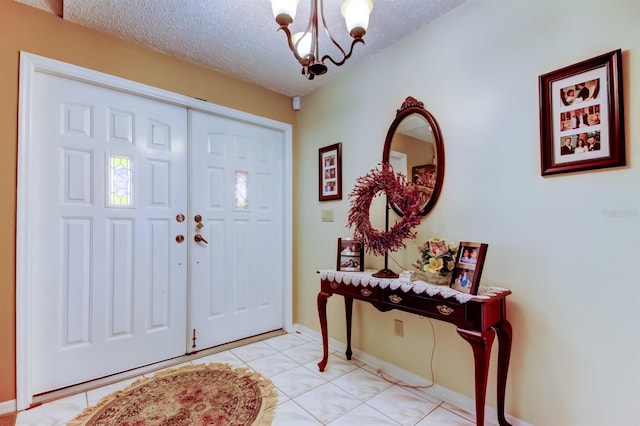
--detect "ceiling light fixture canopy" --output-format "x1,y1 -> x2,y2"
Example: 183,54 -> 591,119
270,0 -> 373,80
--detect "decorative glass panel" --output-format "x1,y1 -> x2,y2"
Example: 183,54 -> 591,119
109,156 -> 132,206
234,170 -> 248,210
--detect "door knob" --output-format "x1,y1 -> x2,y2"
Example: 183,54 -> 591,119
175,235 -> 185,243
194,234 -> 208,244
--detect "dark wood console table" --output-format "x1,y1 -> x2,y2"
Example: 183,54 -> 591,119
316,271 -> 512,426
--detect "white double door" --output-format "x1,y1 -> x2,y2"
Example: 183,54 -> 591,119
26,72 -> 284,394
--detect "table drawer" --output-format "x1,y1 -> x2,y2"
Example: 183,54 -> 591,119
324,280 -> 381,301
383,289 -> 466,322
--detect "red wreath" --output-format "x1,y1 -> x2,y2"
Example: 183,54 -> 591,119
347,163 -> 423,256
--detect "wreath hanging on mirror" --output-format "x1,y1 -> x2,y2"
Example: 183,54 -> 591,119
347,163 -> 423,257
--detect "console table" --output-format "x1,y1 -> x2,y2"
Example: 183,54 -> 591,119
316,270 -> 513,426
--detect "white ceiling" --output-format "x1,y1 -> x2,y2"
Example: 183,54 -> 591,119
17,0 -> 468,97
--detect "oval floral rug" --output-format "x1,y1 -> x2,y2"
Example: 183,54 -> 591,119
69,363 -> 277,426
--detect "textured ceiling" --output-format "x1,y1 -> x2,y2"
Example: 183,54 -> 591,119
17,0 -> 468,97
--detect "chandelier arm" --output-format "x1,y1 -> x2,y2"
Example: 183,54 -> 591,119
320,38 -> 364,67
277,26 -> 314,66
318,0 -> 348,59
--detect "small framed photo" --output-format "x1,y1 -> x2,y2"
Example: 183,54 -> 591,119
337,238 -> 364,272
538,49 -> 625,176
319,143 -> 342,201
450,242 -> 488,295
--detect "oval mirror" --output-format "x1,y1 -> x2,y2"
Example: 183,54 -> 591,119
382,96 -> 444,217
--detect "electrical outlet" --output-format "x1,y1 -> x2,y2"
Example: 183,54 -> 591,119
394,319 -> 404,337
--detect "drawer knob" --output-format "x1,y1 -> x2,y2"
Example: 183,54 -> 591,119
436,305 -> 454,315
330,282 -> 339,289
360,288 -> 372,297
388,294 -> 402,304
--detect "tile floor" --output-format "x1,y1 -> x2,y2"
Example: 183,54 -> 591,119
14,331 -> 488,425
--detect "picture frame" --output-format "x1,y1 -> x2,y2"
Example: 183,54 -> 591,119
337,238 -> 364,272
450,242 -> 488,295
319,143 -> 342,201
538,49 -> 625,176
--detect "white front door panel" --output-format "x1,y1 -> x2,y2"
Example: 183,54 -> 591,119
28,73 -> 188,393
188,110 -> 284,350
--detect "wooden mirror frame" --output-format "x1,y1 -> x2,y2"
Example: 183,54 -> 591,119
382,96 -> 445,217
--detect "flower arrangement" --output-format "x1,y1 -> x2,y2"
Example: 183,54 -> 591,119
413,237 -> 458,284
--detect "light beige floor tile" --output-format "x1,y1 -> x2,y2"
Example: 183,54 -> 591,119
331,368 -> 393,402
272,400 -> 322,425
247,352 -> 300,378
328,403 -> 401,425
415,406 -> 474,425
303,353 -> 359,380
270,365 -> 328,399
281,341 -> 325,365
230,341 -> 278,362
293,382 -> 361,424
263,333 -> 308,351
366,385 -> 439,426
16,393 -> 86,426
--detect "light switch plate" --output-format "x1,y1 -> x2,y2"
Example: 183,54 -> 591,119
321,209 -> 334,222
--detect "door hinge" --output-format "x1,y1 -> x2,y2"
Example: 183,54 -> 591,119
192,329 -> 197,349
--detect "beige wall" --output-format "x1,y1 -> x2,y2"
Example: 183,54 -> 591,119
295,0 -> 639,425
0,1 -> 296,403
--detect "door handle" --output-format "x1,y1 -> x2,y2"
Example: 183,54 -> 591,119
194,234 -> 208,244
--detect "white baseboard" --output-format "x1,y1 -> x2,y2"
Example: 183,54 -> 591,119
293,324 -> 531,426
0,399 -> 16,415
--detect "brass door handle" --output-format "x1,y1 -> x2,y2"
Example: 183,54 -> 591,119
194,234 -> 208,244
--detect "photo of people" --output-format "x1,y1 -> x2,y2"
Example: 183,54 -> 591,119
560,78 -> 600,106
451,268 -> 475,294
458,246 -> 478,266
556,130 -> 601,157
340,241 -> 361,255
324,180 -> 336,195
324,154 -> 336,167
559,104 -> 601,131
339,256 -> 360,271
324,167 -> 336,179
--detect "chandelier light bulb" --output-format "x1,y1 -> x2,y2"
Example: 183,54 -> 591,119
292,31 -> 313,57
270,0 -> 301,26
341,0 -> 373,38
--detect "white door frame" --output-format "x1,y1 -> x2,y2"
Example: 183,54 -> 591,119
16,52 -> 293,410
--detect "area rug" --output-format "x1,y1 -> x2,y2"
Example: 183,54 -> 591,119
69,363 -> 277,426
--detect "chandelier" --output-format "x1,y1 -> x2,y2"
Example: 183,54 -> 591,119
270,0 -> 373,79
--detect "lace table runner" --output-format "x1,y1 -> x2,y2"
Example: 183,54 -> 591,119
318,269 -> 509,304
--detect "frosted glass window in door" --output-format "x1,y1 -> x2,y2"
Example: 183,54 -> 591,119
108,155 -> 132,206
234,170 -> 248,210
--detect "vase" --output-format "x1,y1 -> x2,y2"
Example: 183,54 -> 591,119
415,270 -> 451,286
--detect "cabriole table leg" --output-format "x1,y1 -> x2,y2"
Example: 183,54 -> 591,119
317,291 -> 331,372
494,320 -> 513,426
457,327 -> 496,426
